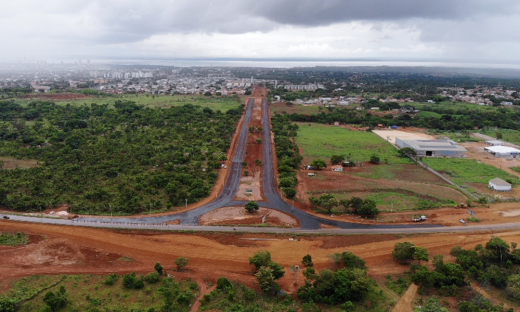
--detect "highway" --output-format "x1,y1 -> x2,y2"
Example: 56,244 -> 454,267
3,93 -> 516,234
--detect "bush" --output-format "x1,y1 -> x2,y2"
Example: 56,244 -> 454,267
245,201 -> 259,213
370,155 -> 380,164
283,187 -> 296,199
122,272 -> 140,289
104,273 -> 119,286
144,272 -> 160,284
393,242 -> 416,264
217,277 -> 233,291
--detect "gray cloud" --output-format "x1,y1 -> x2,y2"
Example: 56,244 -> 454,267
1,0 -> 520,63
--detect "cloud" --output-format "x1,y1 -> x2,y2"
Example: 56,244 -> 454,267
0,0 -> 520,63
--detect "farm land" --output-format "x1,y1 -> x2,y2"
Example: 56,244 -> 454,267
293,123 -> 465,215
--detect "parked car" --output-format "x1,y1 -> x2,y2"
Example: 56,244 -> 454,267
458,219 -> 465,224
3,215 -> 9,219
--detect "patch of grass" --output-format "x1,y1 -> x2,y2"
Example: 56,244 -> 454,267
0,156 -> 40,169
0,232 -> 29,246
296,123 -> 410,164
385,274 -> 411,295
22,94 -> 244,112
428,131 -> 483,143
5,274 -> 198,312
335,191 -> 455,212
117,256 -> 134,262
468,217 -> 481,222
480,128 -> 520,146
423,158 -> 520,186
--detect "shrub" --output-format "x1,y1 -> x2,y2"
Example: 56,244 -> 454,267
144,272 -> 160,284
104,273 -> 119,286
216,277 -> 233,290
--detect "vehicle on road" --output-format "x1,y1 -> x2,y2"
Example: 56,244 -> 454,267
459,219 -> 466,224
3,215 -> 10,219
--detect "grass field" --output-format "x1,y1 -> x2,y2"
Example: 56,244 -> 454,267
0,232 -> 29,246
334,191 -> 456,212
480,129 -> 520,146
2,274 -> 198,312
17,94 -> 242,112
427,131 -> 482,143
296,123 -> 410,164
422,158 -> 520,187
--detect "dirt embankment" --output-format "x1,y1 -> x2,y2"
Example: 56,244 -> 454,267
3,220 -> 520,296
199,207 -> 298,227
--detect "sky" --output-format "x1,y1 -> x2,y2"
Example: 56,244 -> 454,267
2,0 -> 520,65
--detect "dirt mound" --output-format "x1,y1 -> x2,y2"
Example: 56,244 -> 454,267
199,206 -> 298,227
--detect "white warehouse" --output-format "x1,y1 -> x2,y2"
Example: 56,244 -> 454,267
489,178 -> 512,192
484,146 -> 520,158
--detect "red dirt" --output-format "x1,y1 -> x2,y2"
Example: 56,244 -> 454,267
3,220 -> 520,298
199,207 -> 298,227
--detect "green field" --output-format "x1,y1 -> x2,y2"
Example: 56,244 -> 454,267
422,158 -> 520,186
480,128 -> 520,146
296,123 -> 410,164
272,104 -> 324,115
0,232 -> 29,246
1,274 -> 198,312
17,94 -> 242,112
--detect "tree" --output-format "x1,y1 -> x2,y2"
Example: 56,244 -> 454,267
310,159 -> 327,169
496,132 -> 503,139
154,262 -> 164,275
398,147 -> 417,157
249,250 -> 285,279
330,155 -> 345,165
393,242 -> 416,264
255,266 -> 277,293
302,254 -> 314,268
359,199 -> 379,218
245,201 -> 259,213
249,250 -> 272,272
175,257 -> 189,271
507,274 -> 520,301
43,286 -> 68,311
0,298 -> 16,312
349,197 -> 364,213
413,247 -> 429,265
283,187 -> 296,199
485,237 -> 511,264
341,251 -> 366,269
317,193 -> 338,213
369,155 -> 380,164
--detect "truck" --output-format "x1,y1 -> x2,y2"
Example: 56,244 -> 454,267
412,215 -> 427,222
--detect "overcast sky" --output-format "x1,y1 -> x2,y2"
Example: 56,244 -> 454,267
2,0 -> 520,65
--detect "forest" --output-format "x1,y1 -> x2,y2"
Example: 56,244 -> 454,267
0,99 -> 243,214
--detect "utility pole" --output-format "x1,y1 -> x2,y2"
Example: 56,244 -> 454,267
110,204 -> 112,218
185,198 -> 188,211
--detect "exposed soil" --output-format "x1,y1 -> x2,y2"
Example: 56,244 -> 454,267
235,97 -> 264,201
199,206 -> 298,227
392,283 -> 418,312
3,220 -> 520,300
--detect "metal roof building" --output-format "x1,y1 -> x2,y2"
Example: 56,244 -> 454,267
484,146 -> 520,158
395,138 -> 467,157
489,178 -> 512,192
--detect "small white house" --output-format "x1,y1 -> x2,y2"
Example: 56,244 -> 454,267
489,178 -> 512,192
331,165 -> 343,172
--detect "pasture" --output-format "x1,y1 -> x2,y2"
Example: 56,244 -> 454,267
422,158 -> 520,186
296,123 -> 410,164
